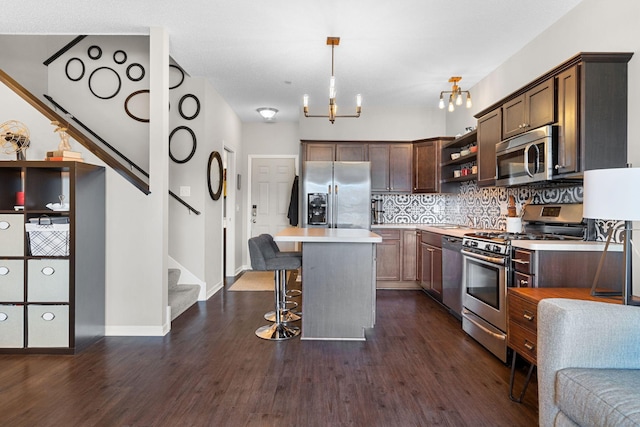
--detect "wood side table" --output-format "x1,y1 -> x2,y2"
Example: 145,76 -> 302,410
507,287 -> 621,402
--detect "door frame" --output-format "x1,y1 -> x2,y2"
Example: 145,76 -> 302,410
246,154 -> 299,268
223,146 -> 236,279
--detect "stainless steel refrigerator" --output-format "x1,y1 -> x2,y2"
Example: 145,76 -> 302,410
302,161 -> 371,229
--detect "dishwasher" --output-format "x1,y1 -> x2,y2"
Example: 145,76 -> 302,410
441,236 -> 463,320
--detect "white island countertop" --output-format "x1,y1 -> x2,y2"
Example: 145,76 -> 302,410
274,227 -> 382,243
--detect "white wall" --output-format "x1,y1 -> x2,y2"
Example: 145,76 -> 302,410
203,81 -> 242,293
456,0 -> 640,165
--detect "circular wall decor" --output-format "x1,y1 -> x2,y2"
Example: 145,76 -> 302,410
169,126 -> 197,164
207,151 -> 223,201
178,94 -> 200,120
88,45 -> 102,60
113,50 -> 127,64
124,90 -> 150,122
65,57 -> 85,81
88,66 -> 122,100
169,64 -> 185,89
126,63 -> 145,82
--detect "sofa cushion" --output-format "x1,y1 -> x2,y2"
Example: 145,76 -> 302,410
556,368 -> 640,426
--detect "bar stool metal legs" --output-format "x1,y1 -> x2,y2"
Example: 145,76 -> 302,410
264,270 -> 301,322
255,269 -> 300,340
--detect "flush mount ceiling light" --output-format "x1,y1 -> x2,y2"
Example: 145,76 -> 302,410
303,37 -> 361,124
438,76 -> 472,112
256,107 -> 278,121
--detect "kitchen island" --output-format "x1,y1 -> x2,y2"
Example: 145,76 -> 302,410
274,228 -> 382,341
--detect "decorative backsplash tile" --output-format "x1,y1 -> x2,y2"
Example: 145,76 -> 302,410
379,182 -> 622,241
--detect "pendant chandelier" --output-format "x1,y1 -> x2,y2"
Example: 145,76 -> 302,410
303,37 -> 361,124
439,76 -> 472,112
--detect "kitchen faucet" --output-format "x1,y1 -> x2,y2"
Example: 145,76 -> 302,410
467,215 -> 478,229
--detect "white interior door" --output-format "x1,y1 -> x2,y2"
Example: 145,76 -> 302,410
250,157 -> 296,251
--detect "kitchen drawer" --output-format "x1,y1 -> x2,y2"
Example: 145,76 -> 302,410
377,229 -> 401,240
27,259 -> 69,302
420,231 -> 441,248
0,305 -> 24,348
0,259 -> 24,301
508,322 -> 537,364
0,214 -> 24,257
514,271 -> 535,288
512,249 -> 533,274
508,294 -> 537,331
27,304 -> 69,348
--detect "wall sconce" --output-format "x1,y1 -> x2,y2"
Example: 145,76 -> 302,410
303,37 -> 362,124
438,76 -> 472,112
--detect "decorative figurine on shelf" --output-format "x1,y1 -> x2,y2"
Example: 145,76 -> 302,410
51,120 -> 72,151
0,120 -> 30,160
46,121 -> 84,162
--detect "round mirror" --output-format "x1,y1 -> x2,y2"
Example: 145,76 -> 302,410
207,151 -> 224,201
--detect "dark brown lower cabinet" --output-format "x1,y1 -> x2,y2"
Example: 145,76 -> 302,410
419,231 -> 442,300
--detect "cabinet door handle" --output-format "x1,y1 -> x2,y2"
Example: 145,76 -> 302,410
512,259 -> 529,265
555,164 -> 565,170
523,311 -> 535,321
524,341 -> 535,351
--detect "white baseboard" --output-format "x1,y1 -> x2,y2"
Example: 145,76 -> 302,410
207,281 -> 224,299
105,324 -> 169,336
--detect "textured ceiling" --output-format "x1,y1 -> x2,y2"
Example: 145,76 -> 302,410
4,0 -> 584,122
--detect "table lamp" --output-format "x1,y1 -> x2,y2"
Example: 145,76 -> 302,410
583,167 -> 640,304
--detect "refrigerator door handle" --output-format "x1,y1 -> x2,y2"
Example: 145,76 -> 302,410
334,184 -> 339,228
327,184 -> 333,228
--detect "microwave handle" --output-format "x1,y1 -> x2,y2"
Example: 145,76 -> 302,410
523,143 -> 540,177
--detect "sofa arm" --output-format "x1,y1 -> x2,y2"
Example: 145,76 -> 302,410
537,298 -> 640,427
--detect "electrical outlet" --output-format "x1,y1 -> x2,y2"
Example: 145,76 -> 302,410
179,186 -> 191,197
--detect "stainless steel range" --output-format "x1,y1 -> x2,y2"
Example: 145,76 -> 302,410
460,203 -> 586,362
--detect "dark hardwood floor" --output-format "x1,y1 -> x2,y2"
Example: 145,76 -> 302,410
0,281 -> 538,427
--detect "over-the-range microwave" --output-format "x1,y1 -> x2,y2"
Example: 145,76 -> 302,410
495,125 -> 557,187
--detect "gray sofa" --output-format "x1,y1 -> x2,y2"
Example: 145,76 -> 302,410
537,298 -> 640,426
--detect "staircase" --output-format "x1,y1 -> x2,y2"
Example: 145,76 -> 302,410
168,268 -> 200,321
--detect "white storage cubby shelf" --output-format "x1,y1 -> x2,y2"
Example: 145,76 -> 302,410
0,161 -> 105,354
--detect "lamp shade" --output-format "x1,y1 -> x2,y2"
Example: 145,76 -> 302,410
583,167 -> 640,220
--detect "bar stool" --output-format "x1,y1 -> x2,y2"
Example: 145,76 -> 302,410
263,234 -> 302,321
248,235 -> 301,340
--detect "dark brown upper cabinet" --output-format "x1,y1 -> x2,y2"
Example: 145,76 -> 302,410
502,77 -> 555,140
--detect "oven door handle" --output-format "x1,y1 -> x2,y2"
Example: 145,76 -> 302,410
461,249 -> 507,265
462,310 -> 507,341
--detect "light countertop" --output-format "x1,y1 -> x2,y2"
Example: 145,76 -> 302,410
274,227 -> 382,243
371,223 -> 623,251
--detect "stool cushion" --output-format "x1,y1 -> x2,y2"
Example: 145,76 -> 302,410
248,235 -> 301,271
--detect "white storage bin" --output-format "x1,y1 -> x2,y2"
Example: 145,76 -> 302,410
27,259 -> 69,302
0,214 -> 25,257
0,305 -> 24,348
27,304 -> 69,348
25,220 -> 70,257
0,260 -> 24,301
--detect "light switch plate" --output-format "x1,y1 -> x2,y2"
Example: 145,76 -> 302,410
179,186 -> 191,197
